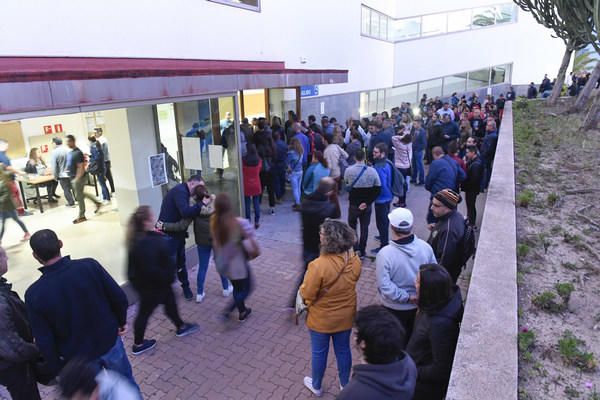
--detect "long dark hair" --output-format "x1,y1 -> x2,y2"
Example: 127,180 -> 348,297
313,150 -> 328,168
417,263 -> 453,311
243,143 -> 260,167
210,193 -> 239,247
126,205 -> 152,250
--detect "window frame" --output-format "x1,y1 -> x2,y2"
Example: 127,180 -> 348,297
207,0 -> 260,12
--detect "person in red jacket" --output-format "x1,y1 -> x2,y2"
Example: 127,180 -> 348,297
243,144 -> 263,229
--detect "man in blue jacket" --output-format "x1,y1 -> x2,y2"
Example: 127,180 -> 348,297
425,147 -> 465,224
480,120 -> 499,191
372,143 -> 394,255
410,119 -> 427,185
158,175 -> 204,300
440,114 -> 459,151
25,230 -> 140,394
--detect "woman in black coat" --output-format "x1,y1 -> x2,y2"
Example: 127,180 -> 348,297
127,206 -> 198,355
406,264 -> 463,400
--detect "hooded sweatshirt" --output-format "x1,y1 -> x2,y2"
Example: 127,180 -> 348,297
337,353 -> 417,400
375,235 -> 437,311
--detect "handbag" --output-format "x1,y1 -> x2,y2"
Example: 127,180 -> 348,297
295,251 -> 350,325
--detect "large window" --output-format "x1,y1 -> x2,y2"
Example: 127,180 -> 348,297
467,68 -> 491,89
362,3 -> 517,42
418,78 -> 443,99
443,73 -> 468,95
385,84 -> 418,109
208,0 -> 260,12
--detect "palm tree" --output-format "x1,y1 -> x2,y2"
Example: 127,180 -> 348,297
573,49 -> 598,73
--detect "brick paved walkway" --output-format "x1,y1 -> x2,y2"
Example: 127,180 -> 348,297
2,185 -> 482,399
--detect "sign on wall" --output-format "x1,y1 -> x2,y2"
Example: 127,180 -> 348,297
148,153 -> 167,187
300,85 -> 319,97
43,125 -> 53,134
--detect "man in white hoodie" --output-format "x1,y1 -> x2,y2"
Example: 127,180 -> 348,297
375,208 -> 437,347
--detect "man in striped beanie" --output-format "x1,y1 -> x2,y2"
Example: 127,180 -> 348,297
427,189 -> 466,283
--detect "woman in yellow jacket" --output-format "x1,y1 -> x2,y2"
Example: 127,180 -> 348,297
300,219 -> 361,397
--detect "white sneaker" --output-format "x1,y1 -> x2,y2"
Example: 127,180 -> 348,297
303,376 -> 323,397
196,293 -> 205,303
222,285 -> 233,297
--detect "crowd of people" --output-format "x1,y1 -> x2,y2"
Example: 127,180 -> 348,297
0,90 -> 503,400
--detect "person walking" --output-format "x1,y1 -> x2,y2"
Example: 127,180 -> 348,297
410,119 -> 426,185
94,128 -> 115,194
0,246 -> 41,400
0,168 -> 30,244
407,264 -> 463,400
288,177 -> 340,308
25,229 -> 140,393
253,120 -> 276,214
287,137 -> 304,210
371,143 -> 394,255
158,174 -> 204,300
462,145 -> 484,227
480,120 -> 498,191
425,147 -> 465,224
242,143 -> 263,229
66,135 -> 103,224
87,136 -> 110,203
323,134 -> 348,189
391,130 -> 412,207
50,137 -> 75,207
211,193 -> 260,322
159,184 -> 232,303
299,220 -> 361,397
427,189 -> 466,283
272,131 -> 288,202
343,150 -> 381,258
127,206 -> 199,355
375,208 -> 436,346
337,305 -> 417,400
302,151 -> 330,196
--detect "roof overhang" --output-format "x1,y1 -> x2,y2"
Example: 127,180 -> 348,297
0,57 -> 348,117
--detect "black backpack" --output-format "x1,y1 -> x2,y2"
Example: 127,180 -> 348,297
459,218 -> 477,268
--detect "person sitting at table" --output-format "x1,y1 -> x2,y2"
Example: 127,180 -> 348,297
24,147 -> 58,203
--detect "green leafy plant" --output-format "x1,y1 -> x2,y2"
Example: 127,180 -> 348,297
565,384 -> 581,399
515,97 -> 529,110
558,331 -> 597,372
519,329 -> 536,362
517,190 -> 535,207
547,192 -> 559,206
564,232 -> 582,244
532,291 -> 564,312
562,261 -> 578,270
555,282 -> 575,304
517,243 -> 531,258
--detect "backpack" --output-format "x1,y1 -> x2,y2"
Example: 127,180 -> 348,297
385,159 -> 406,198
459,218 -> 477,268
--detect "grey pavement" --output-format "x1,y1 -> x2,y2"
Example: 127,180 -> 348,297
2,182 -> 484,400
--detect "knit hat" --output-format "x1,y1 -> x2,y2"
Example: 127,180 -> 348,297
388,208 -> 414,233
434,189 -> 462,209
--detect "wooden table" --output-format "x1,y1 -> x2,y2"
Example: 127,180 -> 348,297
17,174 -> 55,213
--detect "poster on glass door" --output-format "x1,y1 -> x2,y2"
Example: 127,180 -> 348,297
149,153 -> 168,187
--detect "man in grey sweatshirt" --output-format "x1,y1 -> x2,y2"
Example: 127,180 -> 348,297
375,208 -> 437,347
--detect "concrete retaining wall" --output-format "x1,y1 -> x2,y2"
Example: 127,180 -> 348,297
446,102 -> 518,399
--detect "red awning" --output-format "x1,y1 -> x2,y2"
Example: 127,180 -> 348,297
0,57 -> 348,117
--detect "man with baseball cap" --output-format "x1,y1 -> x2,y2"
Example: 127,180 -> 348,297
427,189 -> 466,283
375,208 -> 437,346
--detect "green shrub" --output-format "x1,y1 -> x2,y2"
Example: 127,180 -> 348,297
518,329 -> 535,362
515,97 -> 529,110
558,330 -> 597,372
532,291 -> 563,312
517,243 -> 530,258
561,261 -> 578,270
517,190 -> 535,207
563,232 -> 582,244
555,282 -> 575,304
547,192 -> 559,206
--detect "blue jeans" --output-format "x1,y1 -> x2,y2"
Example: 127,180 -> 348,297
272,164 -> 286,200
95,337 -> 141,397
290,170 -> 303,205
244,195 -> 261,224
309,329 -> 352,390
96,173 -> 110,201
0,210 -> 28,240
196,244 -> 229,295
411,150 -> 425,184
374,202 -> 391,247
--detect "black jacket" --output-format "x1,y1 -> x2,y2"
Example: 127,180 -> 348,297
301,191 -> 341,255
0,278 -> 38,371
407,288 -> 463,400
25,256 -> 128,376
337,354 -> 417,400
128,231 -> 177,292
427,210 -> 465,282
462,157 -> 484,193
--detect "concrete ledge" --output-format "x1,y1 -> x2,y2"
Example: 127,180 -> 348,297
446,102 -> 518,400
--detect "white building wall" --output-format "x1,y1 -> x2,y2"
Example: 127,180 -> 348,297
0,0 -> 565,99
